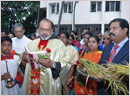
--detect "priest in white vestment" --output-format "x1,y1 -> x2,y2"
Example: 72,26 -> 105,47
22,19 -> 71,95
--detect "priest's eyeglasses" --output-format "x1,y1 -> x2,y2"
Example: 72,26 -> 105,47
38,28 -> 52,33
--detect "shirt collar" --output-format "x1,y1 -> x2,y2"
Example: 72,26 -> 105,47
114,37 -> 129,48
16,35 -> 25,40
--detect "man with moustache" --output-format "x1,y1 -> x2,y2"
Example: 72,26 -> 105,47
98,18 -> 129,95
21,19 -> 70,95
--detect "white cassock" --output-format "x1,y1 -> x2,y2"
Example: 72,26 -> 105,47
12,35 -> 31,94
12,35 -> 32,54
1,54 -> 20,95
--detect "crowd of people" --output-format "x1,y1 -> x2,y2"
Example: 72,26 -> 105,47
1,18 -> 129,95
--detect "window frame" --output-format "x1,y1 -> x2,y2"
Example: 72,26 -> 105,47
50,3 -> 59,14
63,2 -> 73,13
91,1 -> 102,12
105,1 -> 120,12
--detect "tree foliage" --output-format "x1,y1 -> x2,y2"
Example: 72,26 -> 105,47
1,1 -> 40,35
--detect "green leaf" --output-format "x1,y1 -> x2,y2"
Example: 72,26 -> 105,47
43,55 -> 48,59
38,54 -> 42,58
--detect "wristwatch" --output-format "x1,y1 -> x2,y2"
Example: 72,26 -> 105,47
52,62 -> 56,69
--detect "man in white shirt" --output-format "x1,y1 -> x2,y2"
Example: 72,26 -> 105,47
12,23 -> 32,94
12,23 -> 32,54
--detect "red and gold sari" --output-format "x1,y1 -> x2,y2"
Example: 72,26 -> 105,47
74,50 -> 102,95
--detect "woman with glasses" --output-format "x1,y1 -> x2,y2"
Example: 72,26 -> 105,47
103,31 -> 112,47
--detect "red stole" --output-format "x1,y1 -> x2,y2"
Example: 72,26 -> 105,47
30,69 -> 41,95
30,39 -> 49,95
1,50 -> 16,61
38,39 -> 49,50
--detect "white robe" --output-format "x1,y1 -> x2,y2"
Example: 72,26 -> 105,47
23,39 -> 71,95
12,35 -> 32,54
1,55 -> 20,95
12,35 -> 31,94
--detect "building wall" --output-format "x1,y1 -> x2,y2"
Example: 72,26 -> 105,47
75,1 -> 90,24
40,0 -> 129,34
42,1 -> 73,25
40,1 -> 47,8
75,1 -> 129,24
121,1 -> 129,22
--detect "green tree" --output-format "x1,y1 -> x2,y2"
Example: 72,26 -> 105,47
1,1 -> 40,35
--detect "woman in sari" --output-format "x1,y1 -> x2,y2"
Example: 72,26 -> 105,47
74,36 -> 102,95
59,32 -> 79,94
68,34 -> 79,52
71,31 -> 81,49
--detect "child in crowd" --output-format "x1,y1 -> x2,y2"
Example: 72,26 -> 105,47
1,36 -> 24,95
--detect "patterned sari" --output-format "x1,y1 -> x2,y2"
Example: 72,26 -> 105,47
74,50 -> 102,95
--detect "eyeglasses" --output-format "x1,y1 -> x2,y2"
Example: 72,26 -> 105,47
38,28 -> 52,33
103,38 -> 110,40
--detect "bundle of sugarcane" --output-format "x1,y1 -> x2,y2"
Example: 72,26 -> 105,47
80,58 -> 106,79
105,63 -> 129,95
80,58 -> 129,95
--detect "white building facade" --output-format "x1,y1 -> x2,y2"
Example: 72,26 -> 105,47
40,0 -> 129,35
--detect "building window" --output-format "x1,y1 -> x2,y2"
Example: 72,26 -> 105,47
105,1 -> 120,12
116,1 -> 120,11
51,4 -> 55,14
64,2 -> 73,13
50,3 -> 59,14
62,27 -> 64,31
88,27 -> 90,31
97,2 -> 101,11
68,2 -> 73,13
91,1 -> 102,12
56,3 -> 59,13
64,3 -> 67,13
82,28 -> 84,31
96,27 -> 98,31
65,27 -> 67,31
